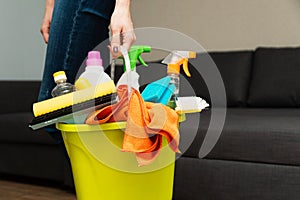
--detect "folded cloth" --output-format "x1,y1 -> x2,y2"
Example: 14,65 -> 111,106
85,85 -> 129,124
85,85 -> 180,166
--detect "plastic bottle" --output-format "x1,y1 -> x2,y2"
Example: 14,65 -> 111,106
75,51 -> 111,90
169,73 -> 180,100
116,45 -> 151,91
124,45 -> 151,71
162,51 -> 196,102
51,71 -> 75,97
168,60 -> 186,101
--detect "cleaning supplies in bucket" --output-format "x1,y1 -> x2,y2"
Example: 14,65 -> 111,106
85,85 -> 180,166
29,50 -> 118,130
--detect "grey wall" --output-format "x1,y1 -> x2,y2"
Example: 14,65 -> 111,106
0,0 -> 46,80
1,0 -> 300,80
131,0 -> 300,51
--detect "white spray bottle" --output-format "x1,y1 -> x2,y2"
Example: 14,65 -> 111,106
117,45 -> 151,92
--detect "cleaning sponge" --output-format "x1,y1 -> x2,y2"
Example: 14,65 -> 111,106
141,76 -> 175,105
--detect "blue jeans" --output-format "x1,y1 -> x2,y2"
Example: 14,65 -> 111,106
38,0 -> 112,142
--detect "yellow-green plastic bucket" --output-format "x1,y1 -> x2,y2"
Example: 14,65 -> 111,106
56,122 -> 176,200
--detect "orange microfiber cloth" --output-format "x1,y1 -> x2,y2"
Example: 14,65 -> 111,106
85,85 -> 180,166
85,85 -> 129,124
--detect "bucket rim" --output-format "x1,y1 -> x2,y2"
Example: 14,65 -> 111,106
56,121 -> 127,132
56,114 -> 185,132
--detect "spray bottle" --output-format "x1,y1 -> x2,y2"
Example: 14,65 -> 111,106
124,45 -> 151,71
117,45 -> 151,91
162,51 -> 197,102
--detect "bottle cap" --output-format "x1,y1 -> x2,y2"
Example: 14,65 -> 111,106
53,71 -> 67,82
86,51 -> 103,66
189,51 -> 196,58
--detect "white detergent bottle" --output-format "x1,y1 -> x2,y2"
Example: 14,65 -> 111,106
75,51 -> 111,90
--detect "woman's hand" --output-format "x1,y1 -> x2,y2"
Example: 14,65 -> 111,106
40,0 -> 55,44
109,0 -> 136,58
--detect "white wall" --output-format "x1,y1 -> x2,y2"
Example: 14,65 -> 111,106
131,0 -> 300,51
0,0 -> 46,80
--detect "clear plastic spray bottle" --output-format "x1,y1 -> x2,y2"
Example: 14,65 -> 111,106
162,51 -> 196,102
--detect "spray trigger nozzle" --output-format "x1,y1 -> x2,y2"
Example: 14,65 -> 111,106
182,58 -> 191,77
168,58 -> 191,77
162,51 -> 196,77
120,45 -> 151,71
138,55 -> 148,67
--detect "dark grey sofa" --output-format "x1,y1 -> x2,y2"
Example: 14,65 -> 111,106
0,47 -> 299,200
174,47 -> 300,199
0,81 -> 73,186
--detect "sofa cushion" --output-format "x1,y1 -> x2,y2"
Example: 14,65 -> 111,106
0,81 -> 40,114
0,112 -> 57,145
248,47 -> 300,107
174,157 -> 300,200
184,108 -> 300,166
188,51 -> 253,107
0,143 -> 66,181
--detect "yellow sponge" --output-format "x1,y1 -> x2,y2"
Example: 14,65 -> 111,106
33,80 -> 116,117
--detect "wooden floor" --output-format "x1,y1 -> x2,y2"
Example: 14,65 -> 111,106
0,179 -> 76,200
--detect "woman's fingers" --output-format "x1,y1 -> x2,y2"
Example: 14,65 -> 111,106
110,29 -> 123,58
109,30 -> 136,59
40,20 -> 50,43
121,30 -> 136,53
109,0 -> 135,58
40,0 -> 55,44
